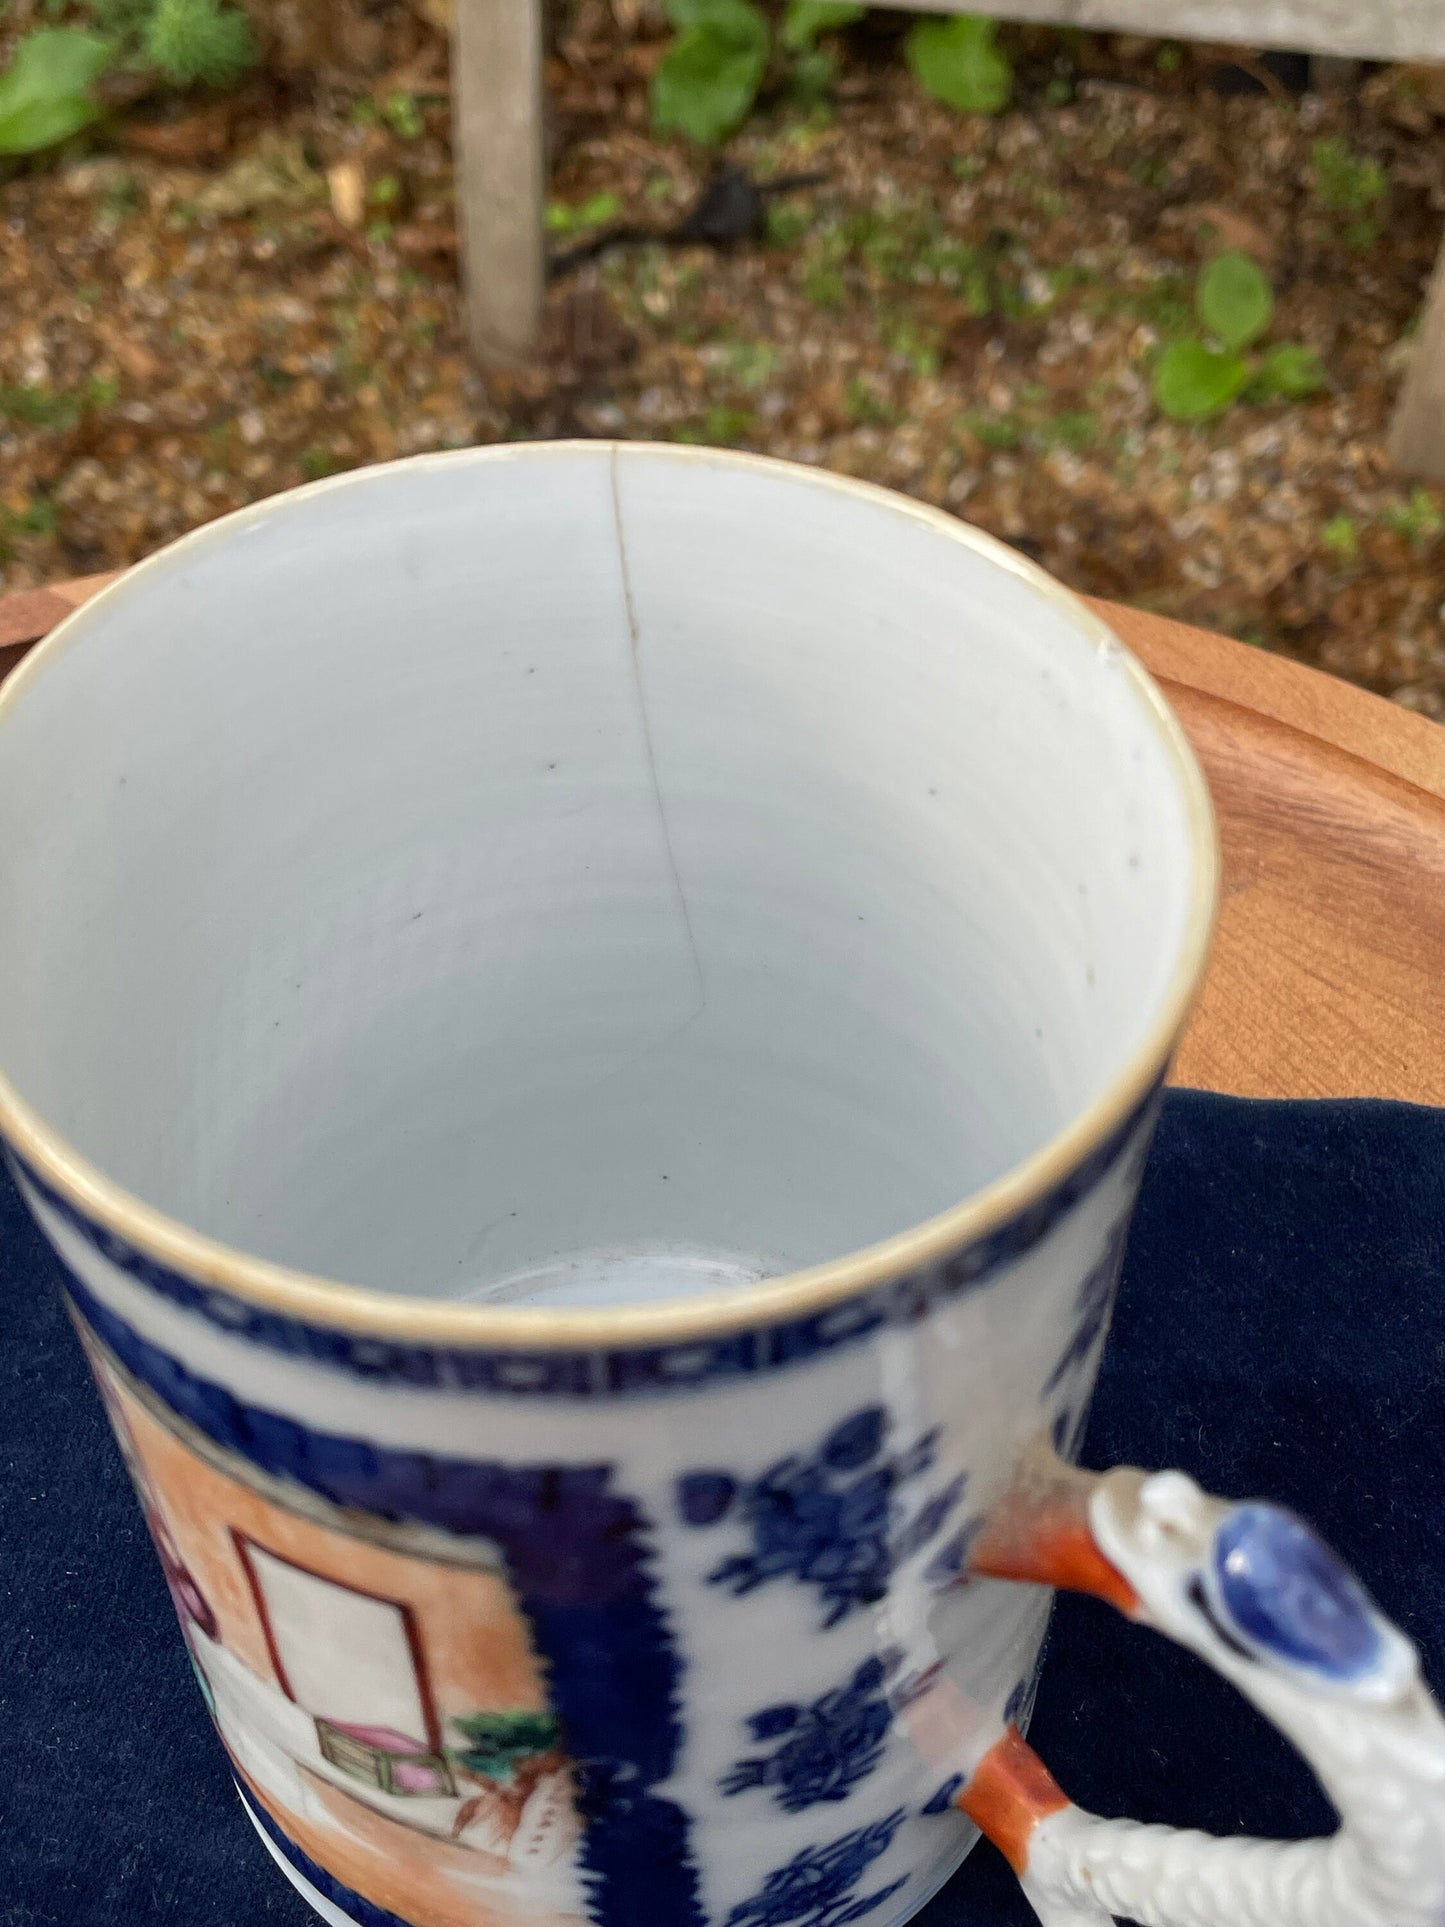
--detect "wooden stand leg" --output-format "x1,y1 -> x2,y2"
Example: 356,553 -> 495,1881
454,0 -> 546,368
1388,231 -> 1445,481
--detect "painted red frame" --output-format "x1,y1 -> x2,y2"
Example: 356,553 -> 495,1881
230,1528 -> 445,1755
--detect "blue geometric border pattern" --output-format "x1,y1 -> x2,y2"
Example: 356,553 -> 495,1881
9,1084 -> 1158,1399
242,1783 -> 423,1927
63,1268 -> 705,1927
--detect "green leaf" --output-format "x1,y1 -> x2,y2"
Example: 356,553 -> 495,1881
905,16 -> 1012,116
1249,341 -> 1327,402
1196,251 -> 1273,351
782,1 -> 864,52
651,0 -> 770,144
0,29 -> 113,155
1152,338 -> 1250,420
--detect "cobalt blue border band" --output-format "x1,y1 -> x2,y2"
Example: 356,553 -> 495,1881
70,1270 -> 705,1927
242,1783 -> 423,1927
10,1083 -> 1158,1398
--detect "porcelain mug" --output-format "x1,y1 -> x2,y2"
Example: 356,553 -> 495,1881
1,445 -> 1440,1927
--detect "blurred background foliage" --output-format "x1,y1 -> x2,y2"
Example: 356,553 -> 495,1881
2,0 -> 1444,713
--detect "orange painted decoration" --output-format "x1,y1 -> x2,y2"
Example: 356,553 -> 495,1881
958,1727 -> 1072,1874
970,1468 -> 1139,1617
972,1503 -> 1138,1614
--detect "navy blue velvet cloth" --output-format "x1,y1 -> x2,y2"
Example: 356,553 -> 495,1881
2,1090 -> 1442,1927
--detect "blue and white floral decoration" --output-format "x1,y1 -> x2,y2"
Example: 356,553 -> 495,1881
725,1810 -> 909,1927
723,1652 -> 903,1812
677,1406 -> 966,1628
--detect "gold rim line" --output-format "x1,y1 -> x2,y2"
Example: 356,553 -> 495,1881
0,441 -> 1221,1353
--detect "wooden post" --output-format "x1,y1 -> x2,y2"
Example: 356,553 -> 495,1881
1388,237 -> 1445,481
453,0 -> 547,368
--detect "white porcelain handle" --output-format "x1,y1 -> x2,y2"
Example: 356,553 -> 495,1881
958,1448 -> 1445,1927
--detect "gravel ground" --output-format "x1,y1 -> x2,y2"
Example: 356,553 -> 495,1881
4,0 -> 1445,715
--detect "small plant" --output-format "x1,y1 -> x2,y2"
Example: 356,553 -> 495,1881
545,191 -> 621,235
675,403 -> 755,443
791,197 -> 1029,321
651,0 -> 862,144
801,227 -> 848,307
1320,514 -> 1359,563
1128,152 -> 1169,192
142,0 -> 253,87
844,204 -> 913,280
723,338 -> 780,387
764,197 -> 811,247
300,446 -> 340,482
905,14 -> 1012,116
1152,252 -> 1326,421
1311,137 -> 1386,246
783,1 -> 863,103
1383,487 -> 1444,551
1311,137 -> 1386,212
99,166 -> 142,219
782,1 -> 865,46
1,493 -> 59,538
959,399 -> 1099,456
879,311 -> 941,376
0,0 -> 254,158
844,375 -> 894,426
381,89 -> 425,140
960,410 -> 1021,450
1038,409 -> 1099,451
0,375 -> 117,428
1248,340 -> 1327,403
707,403 -> 754,440
85,0 -> 154,30
1101,272 -> 1193,337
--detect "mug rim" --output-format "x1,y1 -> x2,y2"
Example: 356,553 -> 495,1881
0,440 -> 1220,1351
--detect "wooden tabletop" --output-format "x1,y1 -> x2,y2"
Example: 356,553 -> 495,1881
3,572 -> 1443,1107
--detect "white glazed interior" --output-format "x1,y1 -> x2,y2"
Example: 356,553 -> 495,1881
0,444 -> 1200,1308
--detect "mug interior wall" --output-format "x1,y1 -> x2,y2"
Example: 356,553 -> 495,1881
0,446 -> 1197,1304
